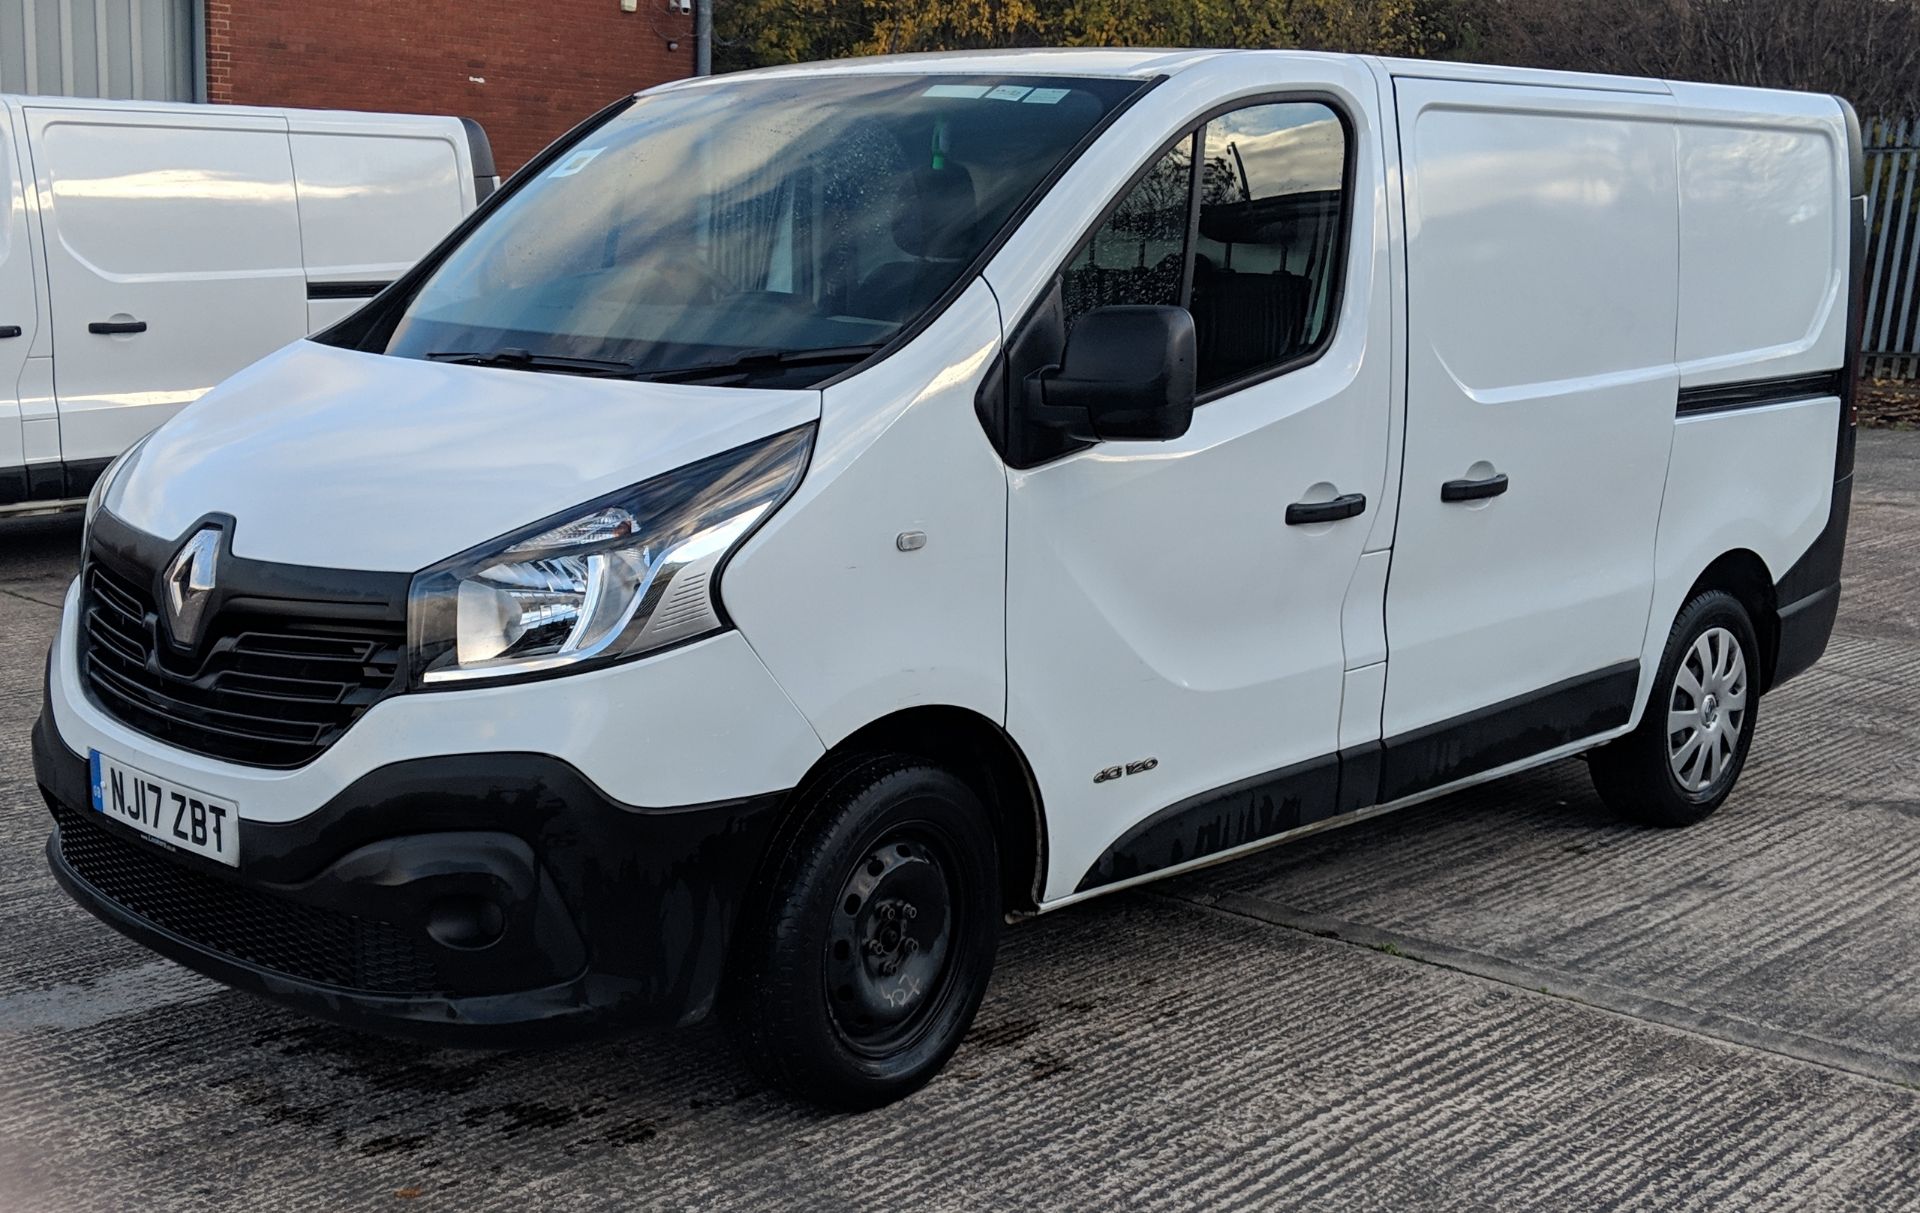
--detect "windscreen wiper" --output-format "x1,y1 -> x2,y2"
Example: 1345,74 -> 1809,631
424,348 -> 642,377
639,344 -> 885,385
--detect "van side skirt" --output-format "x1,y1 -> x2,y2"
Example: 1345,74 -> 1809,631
1074,660 -> 1640,893
0,457 -> 111,507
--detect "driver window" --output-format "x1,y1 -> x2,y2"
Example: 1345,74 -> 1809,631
1049,101 -> 1348,397
1191,102 -> 1347,388
1059,138 -> 1194,334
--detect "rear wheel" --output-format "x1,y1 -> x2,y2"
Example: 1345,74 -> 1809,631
1590,589 -> 1761,827
727,757 -> 999,1110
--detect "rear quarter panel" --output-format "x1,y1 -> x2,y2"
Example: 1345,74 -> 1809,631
287,113 -> 474,330
1637,88 -> 1850,721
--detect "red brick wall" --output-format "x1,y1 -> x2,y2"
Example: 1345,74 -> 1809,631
203,0 -> 694,175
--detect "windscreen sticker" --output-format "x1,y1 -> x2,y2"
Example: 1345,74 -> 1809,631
984,85 -> 1033,102
551,146 -> 607,177
1022,88 -> 1071,105
923,84 -> 991,99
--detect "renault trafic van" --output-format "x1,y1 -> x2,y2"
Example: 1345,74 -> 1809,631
33,50 -> 1858,1109
0,94 -> 496,513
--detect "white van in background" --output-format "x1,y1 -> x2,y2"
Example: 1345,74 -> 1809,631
36,52 -> 1859,1109
0,96 -> 496,512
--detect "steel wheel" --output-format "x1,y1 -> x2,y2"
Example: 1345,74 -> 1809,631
1666,625 -> 1749,793
824,828 -> 959,1057
725,758 -> 999,1109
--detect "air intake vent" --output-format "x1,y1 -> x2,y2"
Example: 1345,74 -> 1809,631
80,559 -> 405,769
53,805 -> 439,993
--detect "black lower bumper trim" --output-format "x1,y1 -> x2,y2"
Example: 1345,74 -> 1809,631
34,705 -> 789,1046
1773,583 -> 1841,690
1770,471 -> 1851,692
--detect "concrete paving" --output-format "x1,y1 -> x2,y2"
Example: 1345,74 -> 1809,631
2,434 -> 1918,1211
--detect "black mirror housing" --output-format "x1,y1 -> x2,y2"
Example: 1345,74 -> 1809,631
1027,305 -> 1197,442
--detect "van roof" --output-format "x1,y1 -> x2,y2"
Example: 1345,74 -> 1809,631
0,91 -> 469,129
687,48 -> 1231,83
673,48 -> 1833,107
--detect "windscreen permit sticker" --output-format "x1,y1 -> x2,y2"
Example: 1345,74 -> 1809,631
551,146 -> 607,178
923,84 -> 991,99
984,85 -> 1032,102
1022,88 -> 1071,105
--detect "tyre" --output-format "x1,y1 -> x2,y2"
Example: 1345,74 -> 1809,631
1590,589 -> 1761,827
727,756 -> 1000,1110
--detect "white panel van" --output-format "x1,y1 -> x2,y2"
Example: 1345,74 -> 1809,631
33,52 -> 1859,1109
0,96 -> 495,512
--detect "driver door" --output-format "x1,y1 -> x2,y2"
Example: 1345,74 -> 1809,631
999,96 -> 1394,903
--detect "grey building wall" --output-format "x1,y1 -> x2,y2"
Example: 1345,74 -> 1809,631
0,0 -> 195,102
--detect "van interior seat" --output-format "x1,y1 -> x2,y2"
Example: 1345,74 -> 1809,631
1191,256 -> 1311,383
850,162 -> 979,321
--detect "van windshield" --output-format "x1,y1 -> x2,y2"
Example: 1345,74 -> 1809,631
380,74 -> 1144,387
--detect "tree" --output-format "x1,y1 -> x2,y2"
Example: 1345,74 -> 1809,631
715,0 -> 1920,117
1462,0 -> 1920,115
716,0 -> 1439,72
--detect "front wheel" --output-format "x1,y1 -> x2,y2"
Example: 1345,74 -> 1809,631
726,757 -> 1000,1110
1590,589 -> 1761,827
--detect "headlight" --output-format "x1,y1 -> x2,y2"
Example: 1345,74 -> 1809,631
408,425 -> 812,687
83,433 -> 152,553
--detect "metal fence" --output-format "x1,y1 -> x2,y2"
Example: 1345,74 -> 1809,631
1863,117 -> 1920,379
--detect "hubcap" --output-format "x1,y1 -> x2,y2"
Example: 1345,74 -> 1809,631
824,831 -> 955,1054
1667,626 -> 1748,793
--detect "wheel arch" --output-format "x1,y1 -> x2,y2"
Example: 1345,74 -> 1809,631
773,706 -> 1049,915
1684,548 -> 1780,691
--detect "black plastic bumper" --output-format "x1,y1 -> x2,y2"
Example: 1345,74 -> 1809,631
1771,473 -> 1852,691
33,703 -> 787,1046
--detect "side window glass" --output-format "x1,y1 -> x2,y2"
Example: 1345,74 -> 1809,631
1192,102 -> 1347,389
1059,138 -> 1194,332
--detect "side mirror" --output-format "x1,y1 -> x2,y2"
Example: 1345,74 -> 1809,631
1027,305 -> 1196,442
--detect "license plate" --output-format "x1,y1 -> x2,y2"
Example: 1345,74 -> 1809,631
89,751 -> 240,868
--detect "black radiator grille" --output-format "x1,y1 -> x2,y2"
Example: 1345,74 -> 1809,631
80,560 -> 404,768
53,805 -> 438,994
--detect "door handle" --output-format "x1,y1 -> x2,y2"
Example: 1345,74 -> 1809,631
1285,492 -> 1367,525
89,319 -> 147,335
0,325 -> 20,339
1441,472 -> 1509,503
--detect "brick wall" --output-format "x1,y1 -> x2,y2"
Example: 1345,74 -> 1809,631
203,0 -> 694,174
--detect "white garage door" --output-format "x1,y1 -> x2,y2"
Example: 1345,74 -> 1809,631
0,0 -> 195,103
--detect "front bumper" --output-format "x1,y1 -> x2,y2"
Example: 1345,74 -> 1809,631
35,705 -> 788,1045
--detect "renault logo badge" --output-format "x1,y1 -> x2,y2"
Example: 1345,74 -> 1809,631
163,527 -> 222,647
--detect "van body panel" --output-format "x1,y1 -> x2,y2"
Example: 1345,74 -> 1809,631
1373,56 -> 1673,97
101,340 -> 822,571
991,57 -> 1396,902
1638,396 -> 1841,717
1359,56 -> 1409,557
15,357 -> 55,470
288,118 -> 470,329
1380,79 -> 1681,742
0,100 -> 33,490
24,105 -> 310,466
1669,82 -> 1850,387
723,281 -> 1010,746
